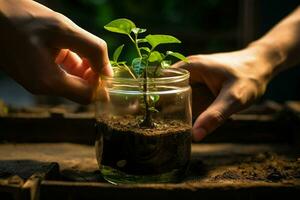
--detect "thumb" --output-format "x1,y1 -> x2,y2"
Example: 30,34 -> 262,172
192,83 -> 243,141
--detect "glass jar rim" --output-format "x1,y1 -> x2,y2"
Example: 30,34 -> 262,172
101,68 -> 190,84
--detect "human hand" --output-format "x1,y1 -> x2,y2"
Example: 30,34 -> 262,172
0,0 -> 112,103
173,45 -> 276,141
173,6 -> 300,141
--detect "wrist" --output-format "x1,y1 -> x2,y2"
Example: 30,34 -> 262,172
245,40 -> 286,82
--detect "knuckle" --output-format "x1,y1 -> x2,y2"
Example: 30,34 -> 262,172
51,12 -> 73,34
226,78 -> 261,108
225,66 -> 240,80
53,12 -> 68,25
227,89 -> 244,105
247,77 -> 267,95
238,78 -> 264,99
95,39 -> 108,54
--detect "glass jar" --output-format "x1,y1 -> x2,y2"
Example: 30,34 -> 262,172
95,68 -> 192,184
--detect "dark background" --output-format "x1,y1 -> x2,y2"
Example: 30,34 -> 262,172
0,0 -> 299,106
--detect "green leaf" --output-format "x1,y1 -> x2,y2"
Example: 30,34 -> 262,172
113,44 -> 124,62
146,34 -> 181,49
137,38 -> 148,43
132,57 -> 147,76
110,60 -> 117,65
166,51 -> 189,62
104,18 -> 136,35
140,47 -> 150,53
118,61 -> 127,65
161,60 -> 171,69
150,95 -> 160,103
148,51 -> 163,62
132,28 -> 147,34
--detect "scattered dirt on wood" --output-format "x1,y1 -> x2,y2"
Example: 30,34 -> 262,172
212,152 -> 300,182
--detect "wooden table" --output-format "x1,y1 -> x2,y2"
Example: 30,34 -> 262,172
0,143 -> 299,200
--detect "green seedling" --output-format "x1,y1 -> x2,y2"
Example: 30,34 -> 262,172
104,18 -> 188,128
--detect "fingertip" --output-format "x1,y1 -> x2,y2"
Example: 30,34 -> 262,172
55,23 -> 111,77
55,49 -> 69,64
101,63 -> 114,77
95,83 -> 110,103
171,60 -> 187,69
192,127 -> 207,141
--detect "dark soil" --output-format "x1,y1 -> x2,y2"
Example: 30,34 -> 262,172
212,152 -> 300,182
95,114 -> 192,176
97,114 -> 191,136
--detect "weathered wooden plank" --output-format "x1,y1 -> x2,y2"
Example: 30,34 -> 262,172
0,143 -> 299,184
40,180 -> 300,200
0,117 -> 96,144
0,142 -> 299,199
1,101 -> 299,144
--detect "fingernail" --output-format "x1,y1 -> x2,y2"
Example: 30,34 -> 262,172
192,127 -> 207,141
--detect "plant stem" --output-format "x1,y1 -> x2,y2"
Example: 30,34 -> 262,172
128,33 -> 153,127
120,63 -> 137,79
139,68 -> 154,128
129,34 -> 142,58
140,49 -> 157,127
153,53 -> 166,77
153,64 -> 160,77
